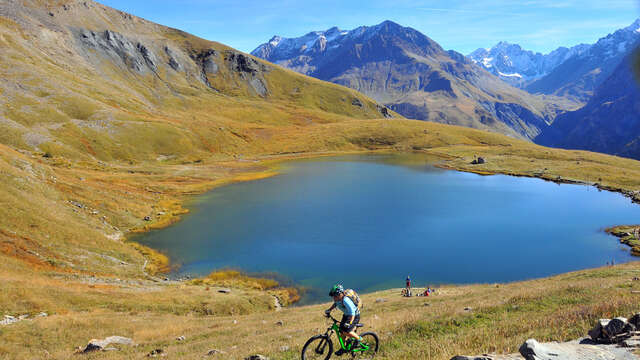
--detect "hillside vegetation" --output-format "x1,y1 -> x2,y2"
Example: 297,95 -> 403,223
2,1 -> 640,359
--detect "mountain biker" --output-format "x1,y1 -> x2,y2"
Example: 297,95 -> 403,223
325,284 -> 363,356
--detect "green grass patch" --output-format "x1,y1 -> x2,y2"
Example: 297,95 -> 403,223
54,96 -> 100,120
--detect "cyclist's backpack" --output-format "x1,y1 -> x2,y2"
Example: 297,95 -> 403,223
343,288 -> 362,311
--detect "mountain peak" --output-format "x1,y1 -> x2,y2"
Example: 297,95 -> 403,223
630,18 -> 640,33
374,20 -> 412,33
268,35 -> 282,46
378,19 -> 401,27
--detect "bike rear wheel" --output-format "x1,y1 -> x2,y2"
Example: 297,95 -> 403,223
301,334 -> 333,360
356,332 -> 379,358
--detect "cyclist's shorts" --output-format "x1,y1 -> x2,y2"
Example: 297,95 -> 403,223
340,314 -> 360,332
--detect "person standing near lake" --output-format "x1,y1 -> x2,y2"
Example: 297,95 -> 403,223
406,276 -> 411,296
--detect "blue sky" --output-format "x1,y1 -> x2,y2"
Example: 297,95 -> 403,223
99,0 -> 640,55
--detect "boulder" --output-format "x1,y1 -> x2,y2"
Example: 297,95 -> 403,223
280,346 -> 290,352
147,348 -> 164,357
518,338 -> 633,360
245,355 -> 269,360
81,336 -> 133,353
603,317 -> 628,338
628,313 -> 640,328
176,335 -> 185,341
375,298 -> 386,303
0,315 -> 18,326
471,157 -> 486,165
588,319 -> 610,340
206,349 -> 225,356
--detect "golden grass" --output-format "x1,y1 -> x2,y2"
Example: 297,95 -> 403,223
2,262 -> 640,359
199,270 -> 279,290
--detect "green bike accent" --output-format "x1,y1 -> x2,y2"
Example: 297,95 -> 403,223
300,313 -> 379,359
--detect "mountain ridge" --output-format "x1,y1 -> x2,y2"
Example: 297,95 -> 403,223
525,18 -> 640,101
468,41 -> 590,87
252,20 -> 577,140
535,44 -> 640,160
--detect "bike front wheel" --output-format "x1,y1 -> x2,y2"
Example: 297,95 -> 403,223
357,332 -> 379,358
301,334 -> 333,360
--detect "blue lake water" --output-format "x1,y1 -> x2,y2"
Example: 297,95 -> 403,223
133,154 -> 640,303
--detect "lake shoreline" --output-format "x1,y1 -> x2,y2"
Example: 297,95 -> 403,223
125,150 -> 640,304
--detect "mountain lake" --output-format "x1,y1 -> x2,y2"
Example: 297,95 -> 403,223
133,154 -> 640,303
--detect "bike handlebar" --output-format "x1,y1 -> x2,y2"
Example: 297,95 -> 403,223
324,311 -> 341,323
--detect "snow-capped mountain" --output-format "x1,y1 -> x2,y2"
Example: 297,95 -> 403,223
526,18 -> 640,100
468,42 -> 590,87
251,21 -> 443,77
252,21 -> 568,140
535,42 -> 640,159
251,26 -> 349,71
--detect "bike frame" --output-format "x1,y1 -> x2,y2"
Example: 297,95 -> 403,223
326,315 -> 370,353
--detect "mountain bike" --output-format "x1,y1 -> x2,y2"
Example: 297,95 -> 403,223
301,314 -> 379,359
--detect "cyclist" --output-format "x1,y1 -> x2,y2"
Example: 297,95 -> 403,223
325,284 -> 363,356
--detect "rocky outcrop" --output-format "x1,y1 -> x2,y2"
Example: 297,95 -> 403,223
1,312 -> 47,326
223,51 -> 270,97
376,105 -> 393,118
452,338 -> 639,360
77,29 -> 157,74
76,27 -> 271,96
164,46 -> 182,71
79,336 -> 134,353
452,314 -> 640,360
519,338 -> 636,360
190,49 -> 220,90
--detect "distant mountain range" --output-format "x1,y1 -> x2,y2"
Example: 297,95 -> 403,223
526,19 -> 640,101
252,21 -> 572,140
535,44 -> 640,160
468,42 -> 590,88
468,19 -> 640,101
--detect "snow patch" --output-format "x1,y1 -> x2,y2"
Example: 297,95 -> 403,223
498,71 -> 523,78
269,36 -> 282,47
482,57 -> 493,68
618,42 -> 627,53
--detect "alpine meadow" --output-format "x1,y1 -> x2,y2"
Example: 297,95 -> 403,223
2,1 -> 640,359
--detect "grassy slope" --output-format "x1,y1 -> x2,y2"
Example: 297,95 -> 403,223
2,1 -> 640,359
2,261 -> 640,359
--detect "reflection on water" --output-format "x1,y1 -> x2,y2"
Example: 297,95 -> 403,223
133,154 -> 639,303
